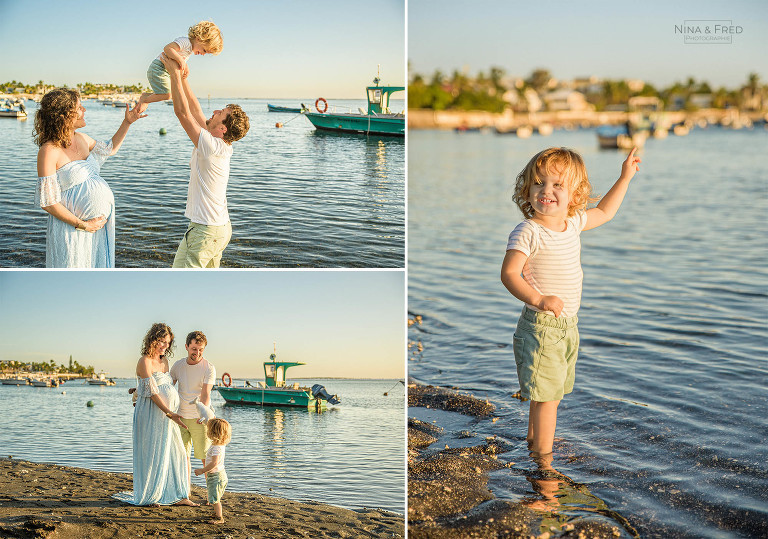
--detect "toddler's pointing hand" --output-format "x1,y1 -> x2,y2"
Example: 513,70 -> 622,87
621,147 -> 642,181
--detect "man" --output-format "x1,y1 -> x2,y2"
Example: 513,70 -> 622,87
161,54 -> 250,268
170,331 -> 216,486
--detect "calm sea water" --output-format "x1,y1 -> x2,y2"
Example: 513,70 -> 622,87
408,127 -> 768,537
0,378 -> 405,514
0,98 -> 404,268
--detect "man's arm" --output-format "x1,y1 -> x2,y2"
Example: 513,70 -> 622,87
200,383 -> 213,407
161,54 -> 202,146
180,73 -> 208,127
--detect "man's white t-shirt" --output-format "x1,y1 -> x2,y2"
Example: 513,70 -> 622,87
170,358 -> 216,418
185,129 -> 232,226
155,36 -> 193,63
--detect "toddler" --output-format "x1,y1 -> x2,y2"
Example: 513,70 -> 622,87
137,21 -> 223,113
194,418 -> 231,524
501,146 -> 641,457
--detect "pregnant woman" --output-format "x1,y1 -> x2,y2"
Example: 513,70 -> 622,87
115,323 -> 198,506
34,88 -> 145,267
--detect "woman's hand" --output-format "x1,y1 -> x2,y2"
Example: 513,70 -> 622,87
168,413 -> 189,430
124,101 -> 148,124
80,215 -> 107,232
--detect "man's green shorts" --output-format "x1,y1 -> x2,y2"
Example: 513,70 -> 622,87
178,418 -> 211,460
513,306 -> 580,402
172,221 -> 232,268
206,470 -> 228,504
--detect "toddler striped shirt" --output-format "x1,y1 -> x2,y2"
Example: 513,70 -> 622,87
506,210 -> 587,318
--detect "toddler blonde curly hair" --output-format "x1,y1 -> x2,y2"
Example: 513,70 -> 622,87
513,147 -> 599,219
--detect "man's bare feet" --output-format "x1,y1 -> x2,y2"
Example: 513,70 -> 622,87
173,498 -> 199,507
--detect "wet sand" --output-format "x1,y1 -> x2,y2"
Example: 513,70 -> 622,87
408,382 -> 627,538
0,458 -> 403,539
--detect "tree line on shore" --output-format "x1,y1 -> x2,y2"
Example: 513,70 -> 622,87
409,67 -> 765,113
2,80 -> 145,95
2,356 -> 95,376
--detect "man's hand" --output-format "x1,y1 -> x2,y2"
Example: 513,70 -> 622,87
160,53 -> 180,74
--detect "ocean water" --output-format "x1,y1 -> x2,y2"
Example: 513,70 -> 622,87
408,127 -> 768,537
0,97 -> 404,268
0,378 -> 405,514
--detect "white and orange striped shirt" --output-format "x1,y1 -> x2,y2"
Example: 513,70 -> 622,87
506,210 -> 587,318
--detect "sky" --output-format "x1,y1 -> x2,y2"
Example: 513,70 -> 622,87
0,0 -> 405,98
408,0 -> 767,89
0,271 -> 405,379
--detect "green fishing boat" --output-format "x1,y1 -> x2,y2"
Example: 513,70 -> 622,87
216,352 -> 340,410
304,71 -> 404,137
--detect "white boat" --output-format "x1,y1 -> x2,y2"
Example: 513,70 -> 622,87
87,372 -> 116,386
0,99 -> 27,118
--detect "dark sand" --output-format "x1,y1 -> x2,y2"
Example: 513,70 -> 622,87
0,458 -> 403,539
408,382 -> 628,539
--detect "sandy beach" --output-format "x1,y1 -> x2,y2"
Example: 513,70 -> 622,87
408,383 -> 628,538
0,458 -> 403,539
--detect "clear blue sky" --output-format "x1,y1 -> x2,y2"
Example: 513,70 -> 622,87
0,0 -> 405,98
408,0 -> 767,89
0,271 -> 405,379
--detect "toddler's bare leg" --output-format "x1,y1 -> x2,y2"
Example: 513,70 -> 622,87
209,502 -> 224,523
137,92 -> 170,113
529,400 -> 560,455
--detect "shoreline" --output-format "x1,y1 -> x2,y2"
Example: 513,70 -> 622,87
408,382 -> 630,538
0,458 -> 403,539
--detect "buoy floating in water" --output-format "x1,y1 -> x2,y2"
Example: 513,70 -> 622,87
159,128 -> 167,135
86,400 -> 95,407
275,123 -> 283,128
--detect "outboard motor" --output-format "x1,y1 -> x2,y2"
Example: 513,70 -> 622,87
311,384 -> 341,405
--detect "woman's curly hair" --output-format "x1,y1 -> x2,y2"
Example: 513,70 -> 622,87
33,88 -> 80,148
513,147 -> 599,219
141,323 -> 175,359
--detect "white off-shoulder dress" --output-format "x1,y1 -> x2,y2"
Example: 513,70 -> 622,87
35,140 -> 116,268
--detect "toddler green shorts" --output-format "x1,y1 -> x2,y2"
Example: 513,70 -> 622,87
513,306 -> 580,402
206,470 -> 228,505
147,59 -> 171,95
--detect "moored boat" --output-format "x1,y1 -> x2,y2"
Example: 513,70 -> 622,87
216,351 -> 340,410
267,103 -> 308,113
304,71 -> 404,137
597,125 -> 647,149
87,372 -> 116,386
1,377 -> 28,386
0,99 -> 27,118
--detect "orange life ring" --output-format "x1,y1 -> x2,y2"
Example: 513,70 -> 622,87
315,97 -> 328,113
221,373 -> 232,387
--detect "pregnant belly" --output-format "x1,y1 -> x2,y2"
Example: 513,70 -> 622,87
62,178 -> 115,220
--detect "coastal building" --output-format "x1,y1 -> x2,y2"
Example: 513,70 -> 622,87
543,89 -> 593,112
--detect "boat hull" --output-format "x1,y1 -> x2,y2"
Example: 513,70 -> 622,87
267,104 -> 303,113
216,386 -> 324,409
304,112 -> 404,137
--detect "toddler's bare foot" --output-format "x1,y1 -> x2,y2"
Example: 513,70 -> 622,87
173,498 -> 199,507
208,518 -> 224,524
136,93 -> 151,114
